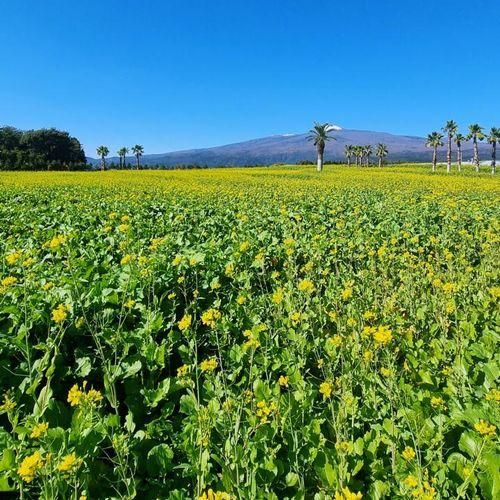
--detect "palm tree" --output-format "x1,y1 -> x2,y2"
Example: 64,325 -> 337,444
363,145 -> 372,166
117,147 -> 129,169
426,132 -> 444,172
468,124 -> 485,172
442,120 -> 458,173
454,133 -> 466,172
96,146 -> 109,171
354,146 -> 363,166
487,127 -> 499,175
344,145 -> 354,166
375,143 -> 388,167
131,144 -> 144,170
307,123 -> 336,172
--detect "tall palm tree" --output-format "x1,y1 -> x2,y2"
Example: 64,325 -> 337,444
117,147 -> 129,169
364,145 -> 372,166
96,146 -> 109,171
307,123 -> 336,172
487,127 -> 499,175
354,146 -> 363,166
468,124 -> 485,172
454,133 -> 466,172
344,145 -> 353,166
426,132 -> 444,172
375,143 -> 388,167
442,120 -> 458,173
131,144 -> 144,170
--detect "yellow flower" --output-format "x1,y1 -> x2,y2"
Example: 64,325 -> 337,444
225,262 -> 234,276
124,299 -> 135,309
328,335 -> 342,347
290,312 -> 302,324
363,350 -> 373,363
178,314 -> 192,331
177,364 -> 189,377
0,394 -> 16,412
489,286 -> 500,298
341,287 -> 353,300
57,452 -> 82,473
22,257 -> 36,267
402,446 -> 416,461
67,383 -> 103,407
373,325 -> 392,346
403,475 -> 419,488
272,287 -> 284,304
239,241 -> 250,252
430,396 -> 445,408
236,294 -> 247,305
442,282 -> 457,294
346,317 -> 356,327
30,422 -> 49,439
201,308 -> 221,328
198,489 -> 231,500
120,215 -> 131,222
45,235 -> 66,249
334,486 -> 363,499
18,451 -> 44,482
298,279 -> 315,294
278,375 -> 289,387
120,254 -> 134,265
118,224 -> 130,232
1,276 -> 17,287
52,304 -> 69,324
474,420 -> 496,437
380,367 -> 393,377
6,251 -> 22,265
485,388 -> 500,402
200,358 -> 218,373
319,381 -> 333,400
43,281 -> 54,291
336,441 -> 353,453
256,400 -> 277,424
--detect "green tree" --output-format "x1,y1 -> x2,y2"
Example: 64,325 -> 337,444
307,123 -> 336,172
363,145 -> 373,166
426,132 -> 444,172
487,127 -> 499,175
375,143 -> 388,167
442,120 -> 458,173
117,147 -> 129,169
454,133 -> 466,172
96,146 -> 109,171
468,124 -> 485,172
131,145 -> 144,170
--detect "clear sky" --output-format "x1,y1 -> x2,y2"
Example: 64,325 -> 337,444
1,0 -> 499,156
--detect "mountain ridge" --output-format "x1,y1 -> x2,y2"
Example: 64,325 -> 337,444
87,128 -> 493,166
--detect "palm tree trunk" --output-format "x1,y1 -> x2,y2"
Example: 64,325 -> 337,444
432,148 -> 437,172
473,137 -> 479,172
347,156 -> 350,166
316,149 -> 323,172
492,142 -> 496,175
447,134 -> 452,173
136,155 -> 140,170
378,157 -> 382,167
457,145 -> 462,172
101,156 -> 106,171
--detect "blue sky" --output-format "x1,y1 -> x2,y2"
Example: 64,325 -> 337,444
1,0 -> 499,156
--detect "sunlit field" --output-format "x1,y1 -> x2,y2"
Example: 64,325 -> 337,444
0,165 -> 498,499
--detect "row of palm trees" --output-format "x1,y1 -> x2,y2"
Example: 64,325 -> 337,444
426,122 -> 498,174
344,144 -> 388,167
96,145 -> 144,170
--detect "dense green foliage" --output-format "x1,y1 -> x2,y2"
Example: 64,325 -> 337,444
0,126 -> 87,170
0,167 -> 498,499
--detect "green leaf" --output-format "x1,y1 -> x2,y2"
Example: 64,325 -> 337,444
147,444 -> 174,475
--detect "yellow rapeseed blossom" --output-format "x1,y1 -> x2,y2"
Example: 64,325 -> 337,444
319,381 -> 333,400
201,308 -> 221,328
272,287 -> 284,304
239,241 -> 249,252
120,254 -> 134,265
403,475 -> 419,488
372,325 -> 393,346
178,314 -> 192,331
67,383 -> 103,407
57,452 -> 82,473
485,388 -> 500,402
341,287 -> 353,300
52,304 -> 69,323
177,364 -> 189,377
402,446 -> 416,460
298,279 -> 315,294
0,394 -> 16,412
44,235 -> 66,249
334,486 -> 363,499
256,400 -> 277,424
198,489 -> 231,500
278,375 -> 289,387
18,451 -> 44,483
6,251 -> 22,265
1,276 -> 17,287
474,420 -> 496,437
118,224 -> 130,232
200,358 -> 218,373
30,422 -> 49,439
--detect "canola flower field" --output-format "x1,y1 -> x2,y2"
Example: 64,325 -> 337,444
0,165 -> 499,499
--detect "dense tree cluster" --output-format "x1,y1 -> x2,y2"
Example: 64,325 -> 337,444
0,126 -> 87,170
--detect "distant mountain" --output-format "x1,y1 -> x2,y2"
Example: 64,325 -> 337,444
87,128 -> 493,166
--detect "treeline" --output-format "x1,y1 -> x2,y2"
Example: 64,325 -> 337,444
0,126 -> 87,170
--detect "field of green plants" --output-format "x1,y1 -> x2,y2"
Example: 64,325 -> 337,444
0,166 -> 498,499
